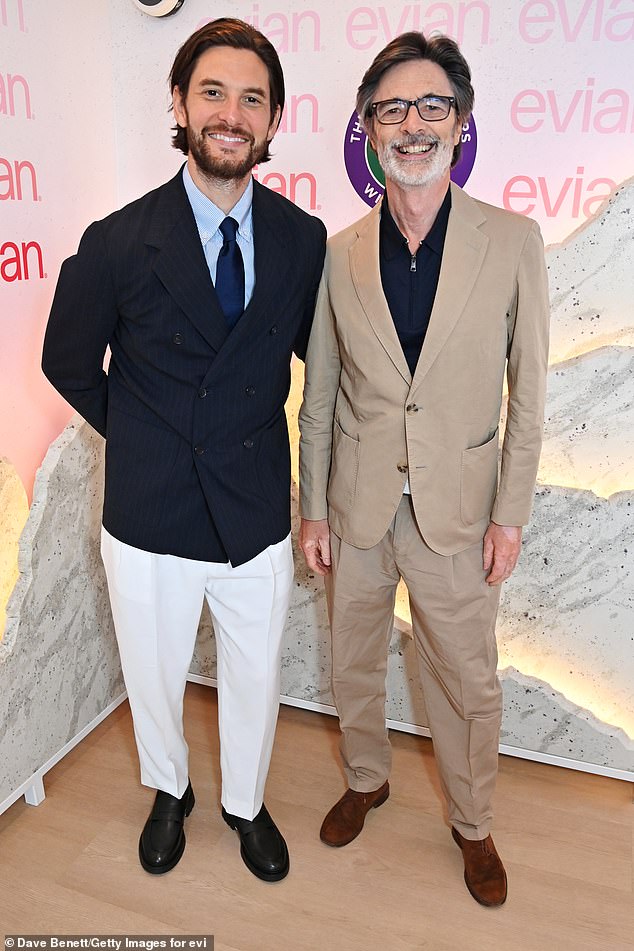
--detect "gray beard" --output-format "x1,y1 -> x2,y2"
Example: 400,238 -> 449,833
377,134 -> 453,188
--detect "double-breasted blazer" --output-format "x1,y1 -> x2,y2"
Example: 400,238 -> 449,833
299,183 -> 549,554
43,170 -> 326,566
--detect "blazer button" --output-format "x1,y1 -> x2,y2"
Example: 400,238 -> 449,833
397,463 -> 408,473
194,446 -> 206,456
198,387 -> 207,398
406,403 -> 419,413
245,385 -> 256,396
173,333 -> 183,345
269,325 -> 278,335
243,438 -> 254,449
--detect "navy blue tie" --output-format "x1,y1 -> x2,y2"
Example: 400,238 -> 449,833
216,217 -> 245,329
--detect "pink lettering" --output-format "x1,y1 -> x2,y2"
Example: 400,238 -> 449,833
511,80 -> 631,133
510,90 -> 545,132
0,157 -> 38,201
0,72 -> 33,119
0,0 -> 26,31
346,7 -> 378,49
503,176 -> 537,215
346,2 -> 490,48
252,168 -> 319,211
519,0 -> 634,42
0,240 -> 45,282
503,169 -> 617,218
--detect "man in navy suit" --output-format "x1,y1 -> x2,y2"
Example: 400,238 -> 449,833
42,18 -> 326,881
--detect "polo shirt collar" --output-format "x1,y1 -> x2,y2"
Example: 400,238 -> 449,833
380,186 -> 451,259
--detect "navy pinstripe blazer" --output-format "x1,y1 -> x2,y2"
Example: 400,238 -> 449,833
42,170 -> 326,566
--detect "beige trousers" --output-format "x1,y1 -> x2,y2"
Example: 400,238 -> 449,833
325,496 -> 502,839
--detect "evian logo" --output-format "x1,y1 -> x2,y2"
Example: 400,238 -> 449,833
344,111 -> 477,206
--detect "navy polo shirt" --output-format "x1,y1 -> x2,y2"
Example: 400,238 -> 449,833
379,188 -> 451,376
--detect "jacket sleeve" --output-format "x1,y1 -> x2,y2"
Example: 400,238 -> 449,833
42,222 -> 118,439
298,255 -> 341,521
293,217 -> 327,362
491,220 -> 550,526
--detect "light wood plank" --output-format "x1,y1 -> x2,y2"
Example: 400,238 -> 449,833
0,683 -> 631,950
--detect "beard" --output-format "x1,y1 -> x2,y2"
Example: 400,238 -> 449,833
187,122 -> 270,182
376,132 -> 454,189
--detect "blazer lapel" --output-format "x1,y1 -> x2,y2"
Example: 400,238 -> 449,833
412,183 -> 489,387
349,204 -> 412,384
146,171 -> 229,353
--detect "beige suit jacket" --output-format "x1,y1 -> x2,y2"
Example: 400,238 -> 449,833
298,183 -> 550,554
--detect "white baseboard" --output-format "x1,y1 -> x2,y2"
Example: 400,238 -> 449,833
2,676 -> 630,820
0,692 -> 128,816
189,675 -> 634,784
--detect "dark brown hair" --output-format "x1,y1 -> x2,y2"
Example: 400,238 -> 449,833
356,32 -> 474,166
169,17 -> 285,161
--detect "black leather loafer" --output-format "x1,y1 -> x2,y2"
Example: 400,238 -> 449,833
222,803 -> 289,882
139,781 -> 195,874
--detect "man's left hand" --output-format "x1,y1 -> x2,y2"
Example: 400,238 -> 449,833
482,522 -> 522,585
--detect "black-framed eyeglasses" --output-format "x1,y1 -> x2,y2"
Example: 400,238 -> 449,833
371,95 -> 456,125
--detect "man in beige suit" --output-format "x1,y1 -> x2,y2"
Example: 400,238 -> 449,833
298,32 -> 549,907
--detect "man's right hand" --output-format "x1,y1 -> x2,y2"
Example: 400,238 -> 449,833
299,518 -> 331,575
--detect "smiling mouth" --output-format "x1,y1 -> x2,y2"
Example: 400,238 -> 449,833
204,125 -> 253,147
209,132 -> 247,144
396,141 -> 436,155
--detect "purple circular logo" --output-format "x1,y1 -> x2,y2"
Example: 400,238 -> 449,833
344,112 -> 477,207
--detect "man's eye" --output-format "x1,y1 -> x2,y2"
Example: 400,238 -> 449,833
244,96 -> 263,106
204,89 -> 222,98
385,104 -> 403,115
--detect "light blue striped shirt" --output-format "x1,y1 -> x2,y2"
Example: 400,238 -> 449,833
182,165 -> 255,308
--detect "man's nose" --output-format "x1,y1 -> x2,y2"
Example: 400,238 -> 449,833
215,96 -> 243,125
400,102 -> 425,135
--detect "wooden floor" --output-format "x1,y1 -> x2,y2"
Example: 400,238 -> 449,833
1,683 -> 632,950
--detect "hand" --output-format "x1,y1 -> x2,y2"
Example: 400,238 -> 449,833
299,518 -> 331,575
482,522 -> 522,585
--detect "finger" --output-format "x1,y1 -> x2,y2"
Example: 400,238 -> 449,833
482,536 -> 493,571
321,535 -> 331,568
486,552 -> 506,585
305,543 -> 330,576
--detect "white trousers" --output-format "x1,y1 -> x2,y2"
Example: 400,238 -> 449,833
100,527 -> 294,820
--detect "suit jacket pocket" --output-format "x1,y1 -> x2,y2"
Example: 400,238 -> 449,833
327,419 -> 360,513
460,429 -> 499,526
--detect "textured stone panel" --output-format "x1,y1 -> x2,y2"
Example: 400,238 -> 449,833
497,484 -> 633,740
547,179 -> 634,364
0,418 -> 123,802
539,346 -> 634,498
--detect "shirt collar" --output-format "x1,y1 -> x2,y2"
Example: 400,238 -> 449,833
380,186 -> 451,260
182,164 -> 254,246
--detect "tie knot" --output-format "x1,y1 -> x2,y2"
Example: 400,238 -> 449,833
220,217 -> 239,243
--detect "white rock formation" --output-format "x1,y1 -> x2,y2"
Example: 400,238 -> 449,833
546,178 -> 634,364
0,419 -> 123,803
539,345 -> 634,498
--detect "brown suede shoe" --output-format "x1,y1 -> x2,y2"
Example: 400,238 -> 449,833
320,782 -> 390,847
451,827 -> 508,906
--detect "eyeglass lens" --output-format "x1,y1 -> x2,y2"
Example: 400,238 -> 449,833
375,97 -> 451,123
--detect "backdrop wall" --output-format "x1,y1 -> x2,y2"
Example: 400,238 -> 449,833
1,0 -> 632,808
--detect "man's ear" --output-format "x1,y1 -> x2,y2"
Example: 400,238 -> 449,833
172,85 -> 187,128
268,103 -> 282,140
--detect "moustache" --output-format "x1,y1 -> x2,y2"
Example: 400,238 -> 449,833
390,133 -> 440,150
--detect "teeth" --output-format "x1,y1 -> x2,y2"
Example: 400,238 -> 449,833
210,133 -> 245,143
398,143 -> 433,154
